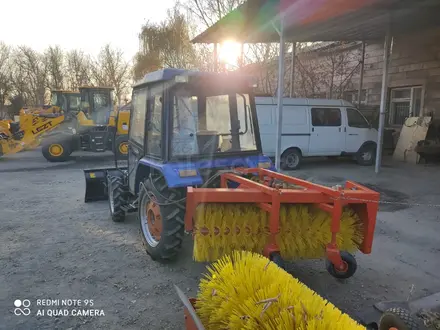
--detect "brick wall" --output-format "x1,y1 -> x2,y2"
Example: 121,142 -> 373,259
361,27 -> 440,119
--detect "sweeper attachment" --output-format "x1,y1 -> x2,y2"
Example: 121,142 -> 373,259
185,167 -> 380,278
177,251 -> 419,330
84,68 -> 380,280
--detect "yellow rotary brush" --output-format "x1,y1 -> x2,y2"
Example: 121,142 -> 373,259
193,203 -> 363,262
195,250 -> 366,330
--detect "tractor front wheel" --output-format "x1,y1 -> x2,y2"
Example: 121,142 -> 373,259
138,175 -> 185,261
108,175 -> 128,222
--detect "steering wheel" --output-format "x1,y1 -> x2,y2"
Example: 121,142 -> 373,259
174,127 -> 196,137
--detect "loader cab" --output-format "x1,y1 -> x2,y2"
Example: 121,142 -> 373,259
78,86 -> 114,125
51,90 -> 81,113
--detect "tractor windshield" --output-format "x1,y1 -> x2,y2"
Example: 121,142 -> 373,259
171,83 -> 258,158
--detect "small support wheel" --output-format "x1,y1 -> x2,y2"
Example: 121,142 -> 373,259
326,251 -> 357,279
379,308 -> 419,330
269,252 -> 286,270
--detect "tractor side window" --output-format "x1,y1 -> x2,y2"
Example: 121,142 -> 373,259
129,87 -> 148,146
172,91 -> 198,156
206,95 -> 231,134
146,87 -> 163,156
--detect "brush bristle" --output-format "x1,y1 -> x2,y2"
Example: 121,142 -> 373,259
195,250 -> 366,329
193,204 -> 363,262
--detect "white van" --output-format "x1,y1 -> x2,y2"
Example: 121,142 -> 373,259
255,97 -> 378,170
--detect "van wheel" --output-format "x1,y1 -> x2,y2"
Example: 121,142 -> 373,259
281,148 -> 302,170
356,144 -> 376,166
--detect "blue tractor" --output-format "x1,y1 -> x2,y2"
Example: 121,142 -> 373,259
84,69 -> 275,261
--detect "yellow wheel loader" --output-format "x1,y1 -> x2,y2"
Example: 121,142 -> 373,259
0,112 -> 66,157
0,87 -> 129,160
17,90 -> 81,150
41,86 -> 130,162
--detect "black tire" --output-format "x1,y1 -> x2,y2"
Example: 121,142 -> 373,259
108,175 -> 128,222
281,148 -> 302,170
379,308 -> 419,330
138,174 -> 185,261
42,140 -> 72,162
269,252 -> 286,270
114,135 -> 128,160
326,251 -> 357,279
356,144 -> 376,166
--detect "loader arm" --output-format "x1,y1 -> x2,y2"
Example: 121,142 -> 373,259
0,113 -> 65,157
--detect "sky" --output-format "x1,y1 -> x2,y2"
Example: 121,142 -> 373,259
0,0 -> 175,62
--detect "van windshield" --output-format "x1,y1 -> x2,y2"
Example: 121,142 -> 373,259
170,84 -> 258,157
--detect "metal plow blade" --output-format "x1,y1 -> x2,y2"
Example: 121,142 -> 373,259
83,167 -> 126,203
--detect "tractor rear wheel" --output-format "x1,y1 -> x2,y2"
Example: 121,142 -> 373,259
42,141 -> 72,162
108,175 -> 128,222
138,175 -> 185,261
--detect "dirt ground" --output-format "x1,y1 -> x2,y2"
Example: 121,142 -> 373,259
1,150 -> 440,329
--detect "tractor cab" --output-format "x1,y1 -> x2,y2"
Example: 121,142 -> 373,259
78,86 -> 114,125
128,69 -> 262,167
50,90 -> 81,113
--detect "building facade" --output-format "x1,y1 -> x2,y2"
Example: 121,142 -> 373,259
244,27 -> 440,129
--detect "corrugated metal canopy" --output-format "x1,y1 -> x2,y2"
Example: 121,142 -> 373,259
191,0 -> 440,43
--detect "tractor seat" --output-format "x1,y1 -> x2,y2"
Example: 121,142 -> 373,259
196,130 -> 221,154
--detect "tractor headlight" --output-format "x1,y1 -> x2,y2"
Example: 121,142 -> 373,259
258,162 -> 271,169
179,169 -> 198,177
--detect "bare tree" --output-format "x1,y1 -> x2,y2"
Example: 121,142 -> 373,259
10,46 -> 48,105
66,50 -> 92,90
0,42 -> 13,118
134,5 -> 198,80
293,42 -> 362,99
182,0 -> 280,87
92,44 -> 131,105
45,46 -> 65,90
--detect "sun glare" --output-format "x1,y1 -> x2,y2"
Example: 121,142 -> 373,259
218,40 -> 242,67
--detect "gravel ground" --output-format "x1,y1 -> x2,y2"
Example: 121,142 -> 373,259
1,150 -> 440,329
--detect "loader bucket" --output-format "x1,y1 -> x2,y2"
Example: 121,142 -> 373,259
83,167 -> 127,203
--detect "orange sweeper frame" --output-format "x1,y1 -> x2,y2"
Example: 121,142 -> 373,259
184,168 -> 380,273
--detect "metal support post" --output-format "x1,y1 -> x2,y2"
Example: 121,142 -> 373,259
275,18 -> 285,171
213,43 -> 218,72
358,41 -> 365,108
375,32 -> 392,173
289,42 -> 296,97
